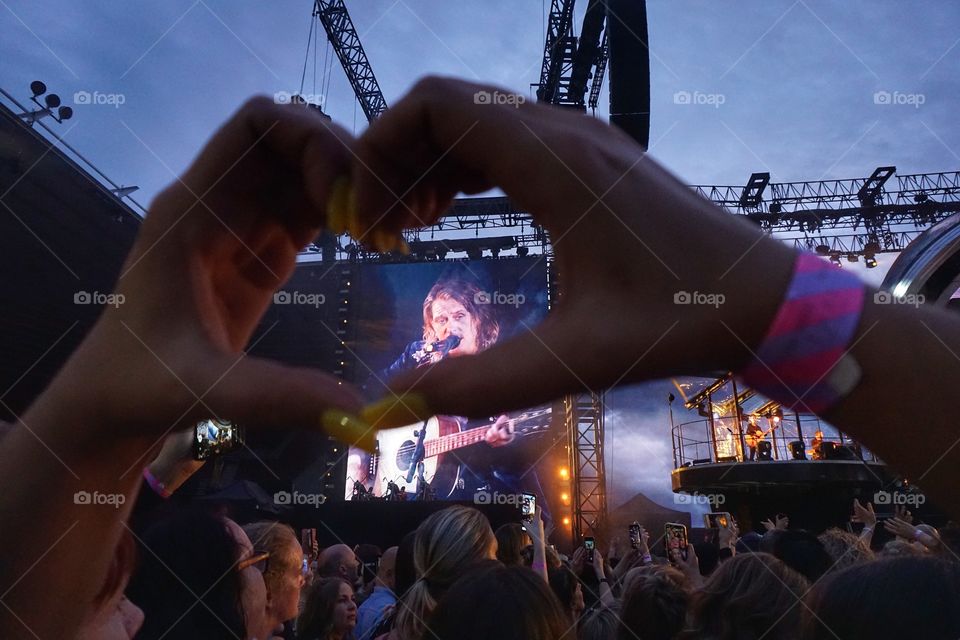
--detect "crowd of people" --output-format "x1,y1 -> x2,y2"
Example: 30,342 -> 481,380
4,75 -> 960,639
75,495 -> 960,639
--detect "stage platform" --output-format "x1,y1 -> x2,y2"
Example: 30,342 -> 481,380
672,459 -> 894,496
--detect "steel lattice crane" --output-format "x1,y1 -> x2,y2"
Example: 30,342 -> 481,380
535,0 -> 609,113
313,0 -> 387,123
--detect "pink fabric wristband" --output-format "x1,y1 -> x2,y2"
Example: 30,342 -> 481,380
739,252 -> 865,415
143,467 -> 172,499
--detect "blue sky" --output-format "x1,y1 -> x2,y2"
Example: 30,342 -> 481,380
3,0 -> 958,514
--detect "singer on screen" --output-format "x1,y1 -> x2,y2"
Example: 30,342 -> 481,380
381,277 -> 514,447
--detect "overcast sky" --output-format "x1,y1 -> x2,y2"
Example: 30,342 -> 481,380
3,0 -> 958,514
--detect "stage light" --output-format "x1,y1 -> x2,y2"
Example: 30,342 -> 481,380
829,254 -> 842,267
561,492 -> 570,504
30,80 -> 46,97
865,255 -> 878,268
562,516 -> 571,527
815,244 -> 830,255
517,246 -> 529,257
846,253 -> 857,263
18,80 -> 72,125
559,467 -> 569,480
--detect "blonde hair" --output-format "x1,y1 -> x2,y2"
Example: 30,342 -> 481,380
242,521 -> 301,598
392,506 -> 495,640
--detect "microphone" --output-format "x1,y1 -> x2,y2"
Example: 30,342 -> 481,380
410,335 -> 462,366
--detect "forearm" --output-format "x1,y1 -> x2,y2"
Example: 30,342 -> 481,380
0,387 -> 152,637
824,300 -> 960,518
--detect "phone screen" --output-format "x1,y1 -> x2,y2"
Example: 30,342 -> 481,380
521,493 -> 536,524
584,536 -> 595,562
704,512 -> 731,528
193,418 -> 244,460
665,523 -> 688,560
628,522 -> 641,549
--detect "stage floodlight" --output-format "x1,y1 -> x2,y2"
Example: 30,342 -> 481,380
865,255 -> 878,269
829,254 -> 842,267
30,81 -> 47,97
58,106 -> 73,121
44,93 -> 61,109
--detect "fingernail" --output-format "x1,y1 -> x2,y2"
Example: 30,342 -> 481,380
360,393 -> 433,429
326,177 -> 350,235
321,410 -> 376,452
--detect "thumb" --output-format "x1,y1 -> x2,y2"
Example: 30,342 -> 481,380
360,311 -> 606,429
202,354 -> 374,450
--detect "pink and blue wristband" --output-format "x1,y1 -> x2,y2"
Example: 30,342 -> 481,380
739,252 -> 866,415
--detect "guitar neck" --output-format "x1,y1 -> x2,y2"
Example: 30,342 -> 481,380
424,426 -> 489,458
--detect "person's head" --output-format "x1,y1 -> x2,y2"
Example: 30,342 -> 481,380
376,546 -> 398,591
618,566 -> 688,640
127,509 -> 269,640
393,505 -> 496,640
817,527 -> 874,573
495,522 -> 532,567
298,577 -> 358,640
393,530 -> 418,598
354,543 -> 382,589
428,563 -> 570,640
77,530 -> 144,640
318,543 -> 361,587
915,523 -> 945,554
422,278 -> 500,356
680,553 -> 809,640
879,538 -> 923,557
803,556 -> 960,639
579,606 -> 620,640
765,529 -> 832,582
548,565 -> 584,621
242,521 -> 305,627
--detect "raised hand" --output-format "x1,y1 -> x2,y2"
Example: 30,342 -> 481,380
852,499 -> 877,528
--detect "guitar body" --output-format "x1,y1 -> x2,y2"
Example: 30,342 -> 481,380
366,407 -> 553,500
372,416 -> 463,499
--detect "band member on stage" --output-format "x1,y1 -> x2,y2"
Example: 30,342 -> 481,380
810,429 -> 825,460
745,415 -> 764,461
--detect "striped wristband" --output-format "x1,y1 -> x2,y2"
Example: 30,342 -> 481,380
739,252 -> 866,415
